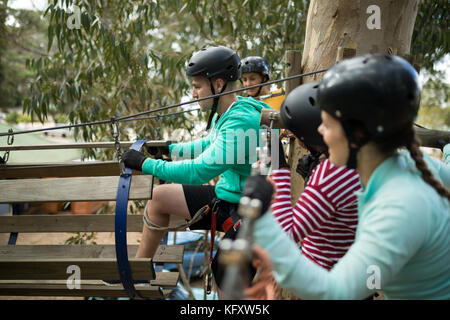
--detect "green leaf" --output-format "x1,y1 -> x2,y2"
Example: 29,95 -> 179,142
23,98 -> 30,113
140,87 -> 146,106
47,25 -> 54,52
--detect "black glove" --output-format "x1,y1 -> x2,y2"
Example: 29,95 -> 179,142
121,149 -> 147,171
296,154 -> 320,181
241,175 -> 274,217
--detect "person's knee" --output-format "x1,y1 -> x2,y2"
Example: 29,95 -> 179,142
151,185 -> 166,204
145,185 -> 166,216
145,184 -> 189,221
146,184 -> 179,215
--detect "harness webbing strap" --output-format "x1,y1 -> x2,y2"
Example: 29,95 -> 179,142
115,139 -> 157,299
7,204 -> 21,245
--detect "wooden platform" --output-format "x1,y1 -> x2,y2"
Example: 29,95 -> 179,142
0,156 -> 184,299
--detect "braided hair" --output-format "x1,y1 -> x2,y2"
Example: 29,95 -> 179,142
374,125 -> 450,202
406,133 -> 450,201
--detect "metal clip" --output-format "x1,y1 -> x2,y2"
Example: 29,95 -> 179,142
211,198 -> 220,214
1,129 -> 14,164
110,118 -> 125,175
205,270 -> 213,295
7,129 -> 14,146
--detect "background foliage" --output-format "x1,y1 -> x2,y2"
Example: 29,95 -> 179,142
0,0 -> 448,160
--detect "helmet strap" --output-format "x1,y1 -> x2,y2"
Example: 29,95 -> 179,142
253,83 -> 263,97
251,76 -> 269,98
206,80 -> 228,131
341,121 -> 372,169
346,146 -> 359,170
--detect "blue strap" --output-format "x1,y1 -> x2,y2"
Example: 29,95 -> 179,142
8,204 -> 21,245
114,139 -> 154,299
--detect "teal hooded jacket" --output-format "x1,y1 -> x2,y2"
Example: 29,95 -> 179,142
142,96 -> 272,203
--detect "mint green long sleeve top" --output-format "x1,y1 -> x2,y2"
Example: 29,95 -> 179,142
254,146 -> 450,299
141,96 -> 271,203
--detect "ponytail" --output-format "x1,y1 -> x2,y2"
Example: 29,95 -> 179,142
373,125 -> 450,202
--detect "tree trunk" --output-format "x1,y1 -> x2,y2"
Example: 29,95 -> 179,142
301,0 -> 420,83
284,50 -> 310,205
289,0 -> 420,201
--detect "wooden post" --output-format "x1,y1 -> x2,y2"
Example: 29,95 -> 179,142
278,50 -> 306,300
284,50 -> 303,93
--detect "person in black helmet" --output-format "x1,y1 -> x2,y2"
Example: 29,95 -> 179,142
241,56 -> 285,111
245,54 -> 450,300
120,45 -> 272,291
245,83 -> 362,299
270,82 -> 362,270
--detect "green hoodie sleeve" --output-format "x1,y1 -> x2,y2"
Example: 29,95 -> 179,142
141,113 -> 255,185
169,134 -> 211,159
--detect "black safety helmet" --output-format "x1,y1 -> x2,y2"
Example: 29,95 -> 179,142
186,46 -> 241,81
280,82 -> 326,150
317,54 -> 421,168
186,46 -> 241,130
318,54 -> 421,137
241,56 -> 270,81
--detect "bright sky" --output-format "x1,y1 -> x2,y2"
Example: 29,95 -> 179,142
9,0 -> 48,11
430,54 -> 450,83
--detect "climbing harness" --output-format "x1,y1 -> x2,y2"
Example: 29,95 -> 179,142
142,202 -> 211,232
258,87 -> 286,101
204,198 -> 220,294
218,118 -> 274,299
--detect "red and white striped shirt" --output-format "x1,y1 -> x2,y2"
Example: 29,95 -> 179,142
271,159 -> 362,270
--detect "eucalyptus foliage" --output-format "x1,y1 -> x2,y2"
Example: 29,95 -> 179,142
411,0 -> 449,72
18,0 -> 449,160
23,0 -> 307,160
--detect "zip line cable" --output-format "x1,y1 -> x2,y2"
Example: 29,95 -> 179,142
0,68 -> 328,137
120,107 -> 201,124
115,68 -> 328,122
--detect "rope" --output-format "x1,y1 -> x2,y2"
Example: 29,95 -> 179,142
0,69 -> 328,138
142,202 -> 211,232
